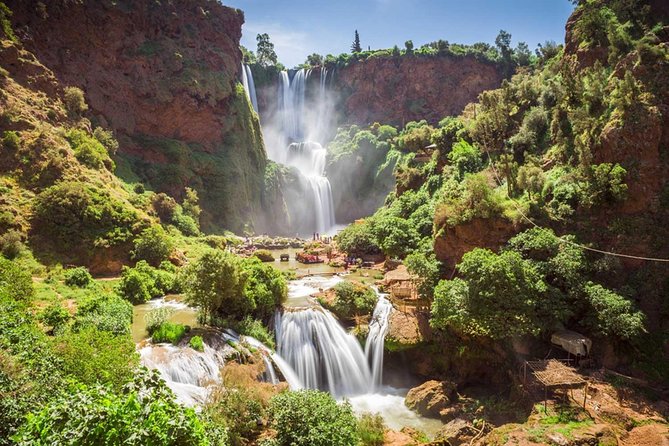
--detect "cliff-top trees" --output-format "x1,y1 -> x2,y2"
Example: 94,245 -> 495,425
351,30 -> 362,53
256,33 -> 278,67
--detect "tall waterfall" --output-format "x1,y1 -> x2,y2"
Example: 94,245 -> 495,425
275,291 -> 393,397
275,69 -> 335,234
240,63 -> 258,112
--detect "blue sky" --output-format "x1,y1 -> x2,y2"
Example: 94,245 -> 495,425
223,0 -> 575,68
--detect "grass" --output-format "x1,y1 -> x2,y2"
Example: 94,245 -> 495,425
151,322 -> 188,344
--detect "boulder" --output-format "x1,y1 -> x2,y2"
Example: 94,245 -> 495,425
436,418 -> 478,446
405,380 -> 457,419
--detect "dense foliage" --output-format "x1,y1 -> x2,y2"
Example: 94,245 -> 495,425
268,390 -> 358,446
327,281 -> 377,319
183,249 -> 287,324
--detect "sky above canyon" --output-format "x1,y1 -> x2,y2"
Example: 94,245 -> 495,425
224,0 -> 576,68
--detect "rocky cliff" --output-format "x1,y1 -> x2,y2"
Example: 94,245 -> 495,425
6,0 -> 266,232
334,55 -> 505,126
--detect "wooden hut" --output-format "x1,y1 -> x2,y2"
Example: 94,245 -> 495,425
384,265 -> 418,300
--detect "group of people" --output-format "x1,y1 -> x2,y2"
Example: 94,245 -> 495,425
312,233 -> 332,244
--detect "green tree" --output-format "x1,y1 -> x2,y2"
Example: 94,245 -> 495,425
306,53 -> 323,66
351,30 -> 362,53
182,187 -> 202,223
330,281 -> 377,319
371,215 -> 420,259
495,30 -> 513,62
132,225 -> 174,266
269,390 -> 358,446
517,164 -> 545,201
183,250 -> 249,323
431,249 -> 549,339
448,140 -> 482,179
335,221 -> 381,256
256,33 -> 278,67
514,41 -> 532,66
0,257 -> 34,302
63,86 -> 88,117
404,40 -> 414,54
583,283 -> 645,340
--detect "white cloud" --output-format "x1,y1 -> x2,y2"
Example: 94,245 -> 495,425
241,21 -> 311,68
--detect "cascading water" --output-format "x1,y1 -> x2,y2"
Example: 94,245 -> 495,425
274,287 -> 392,397
240,63 -> 258,112
364,292 -> 393,390
275,69 -> 336,234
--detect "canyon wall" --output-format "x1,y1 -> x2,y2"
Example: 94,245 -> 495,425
7,0 -> 266,232
333,55 -> 506,126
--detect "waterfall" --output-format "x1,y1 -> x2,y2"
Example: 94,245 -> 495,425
364,293 -> 393,390
275,290 -> 393,397
274,69 -> 335,234
241,63 -> 258,113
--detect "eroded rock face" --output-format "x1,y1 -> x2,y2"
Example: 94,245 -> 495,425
433,217 -> 520,271
405,380 -> 457,420
7,0 -> 267,231
334,56 -> 505,126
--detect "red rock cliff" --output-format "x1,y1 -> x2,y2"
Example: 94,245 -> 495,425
7,0 -> 267,232
334,55 -> 505,126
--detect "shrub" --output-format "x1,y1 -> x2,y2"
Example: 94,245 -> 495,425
133,183 -> 146,194
0,229 -> 23,259
268,390 -> 358,446
330,281 -> 377,319
0,257 -> 34,301
206,387 -> 264,446
32,182 -> 138,250
63,266 -> 93,288
447,140 -> 482,179
73,294 -> 133,335
357,413 -> 386,446
92,127 -> 119,155
236,317 -> 275,350
66,129 -> 112,170
132,225 -> 174,266
152,322 -> 188,344
254,249 -> 275,262
371,214 -> 420,259
145,307 -> 175,335
189,335 -> 204,352
53,327 -> 138,388
583,283 -> 645,340
38,301 -> 71,332
152,193 -> 178,222
117,267 -> 153,304
173,210 -> 200,236
1,130 -> 20,151
14,370 -> 211,446
63,86 -> 88,117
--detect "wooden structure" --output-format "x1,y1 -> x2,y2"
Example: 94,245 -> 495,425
280,254 -> 290,262
384,265 -> 418,301
523,359 -> 589,411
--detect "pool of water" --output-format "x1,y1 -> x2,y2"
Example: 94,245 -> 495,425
132,295 -> 199,343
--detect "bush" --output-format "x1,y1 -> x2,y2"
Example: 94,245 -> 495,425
268,390 -> 358,446
63,266 -> 93,288
14,370 -> 211,446
152,193 -> 178,222
254,249 -> 275,262
66,129 -> 112,170
92,127 -> 119,155
0,229 -> 23,259
173,210 -> 200,236
236,317 -> 275,350
63,86 -> 88,116
73,294 -> 133,335
152,322 -> 188,344
0,257 -> 34,301
145,306 -> 175,335
357,413 -> 386,446
132,225 -> 174,266
189,335 -> 204,352
32,182 -> 139,251
1,130 -> 20,151
330,281 -> 377,319
38,301 -> 71,332
53,327 -> 138,388
370,214 -> 420,259
583,283 -> 645,340
117,267 -> 153,304
448,140 -> 482,179
206,387 -> 264,446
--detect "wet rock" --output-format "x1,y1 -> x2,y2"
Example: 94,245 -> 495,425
405,380 -> 457,419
